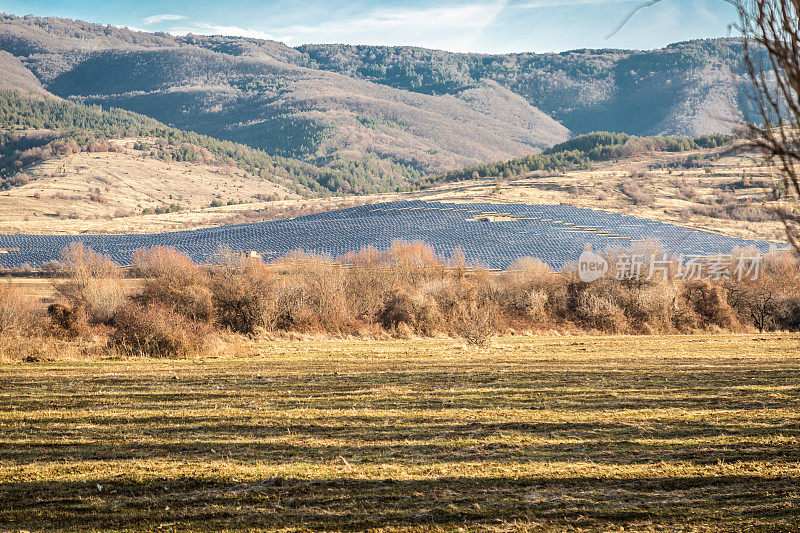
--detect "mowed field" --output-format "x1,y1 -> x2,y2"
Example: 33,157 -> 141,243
1,335 -> 798,531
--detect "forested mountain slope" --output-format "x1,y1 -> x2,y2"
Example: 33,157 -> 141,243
0,14 -> 758,194
0,90 -> 423,195
0,14 -> 569,179
297,39 -> 750,137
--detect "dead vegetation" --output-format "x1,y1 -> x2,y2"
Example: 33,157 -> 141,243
0,282 -> 40,359
57,243 -> 126,324
3,242 -> 799,359
619,179 -> 656,206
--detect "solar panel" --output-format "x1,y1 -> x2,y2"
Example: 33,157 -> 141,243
0,201 -> 789,271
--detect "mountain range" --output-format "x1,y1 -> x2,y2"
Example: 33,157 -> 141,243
0,13 -> 754,192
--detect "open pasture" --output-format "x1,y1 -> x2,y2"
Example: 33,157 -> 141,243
1,334 -> 798,531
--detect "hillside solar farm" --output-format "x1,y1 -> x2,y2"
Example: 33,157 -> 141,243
0,200 -> 787,271
4,7 -> 800,532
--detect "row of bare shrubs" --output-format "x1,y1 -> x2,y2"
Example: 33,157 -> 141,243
681,191 -> 780,222
3,241 -> 799,359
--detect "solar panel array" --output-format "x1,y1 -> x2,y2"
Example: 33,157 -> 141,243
0,200 -> 787,270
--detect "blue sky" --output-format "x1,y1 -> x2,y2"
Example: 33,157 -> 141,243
0,0 -> 739,53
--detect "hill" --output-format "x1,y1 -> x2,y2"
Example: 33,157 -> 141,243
297,39 -> 749,137
0,15 -> 762,187
0,137 -> 299,235
0,13 -> 779,221
416,149 -> 785,243
0,14 -> 569,181
0,127 -> 786,244
0,89 -> 439,197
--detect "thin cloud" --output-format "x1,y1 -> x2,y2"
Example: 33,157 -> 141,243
270,1 -> 509,51
163,2 -> 508,51
143,14 -> 186,25
353,2 -> 507,29
169,22 -> 283,41
514,0 -> 631,7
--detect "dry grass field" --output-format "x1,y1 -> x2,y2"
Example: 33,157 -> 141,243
419,149 -> 786,243
0,138 -> 297,235
1,334 -> 798,531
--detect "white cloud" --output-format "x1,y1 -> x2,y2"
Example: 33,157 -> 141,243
270,1 -> 509,51
168,22 -> 284,41
161,2 -> 508,51
350,2 -> 506,30
143,14 -> 186,25
113,24 -> 151,33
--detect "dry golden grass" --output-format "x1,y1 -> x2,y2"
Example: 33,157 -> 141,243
1,334 -> 798,531
418,149 -> 787,242
0,138 -> 297,235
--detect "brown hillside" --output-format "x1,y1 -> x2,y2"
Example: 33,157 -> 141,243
0,138 -> 296,234
0,50 -> 49,94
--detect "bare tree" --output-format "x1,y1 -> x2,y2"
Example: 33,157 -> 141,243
734,0 -> 800,253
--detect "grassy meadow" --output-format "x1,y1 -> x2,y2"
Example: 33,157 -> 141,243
1,334 -> 798,531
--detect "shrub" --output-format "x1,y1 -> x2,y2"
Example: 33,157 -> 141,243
266,279 -> 307,331
386,241 -> 445,285
502,258 -> 559,321
0,283 -> 44,360
25,242 -> 800,352
89,192 -> 108,204
46,303 -> 87,337
378,288 -> 418,330
133,247 -> 212,321
774,297 -> 800,330
0,283 -> 38,335
575,291 -> 627,333
58,243 -> 125,324
616,282 -> 683,333
279,252 -> 353,333
344,247 -> 396,319
210,254 -> 276,334
684,280 -> 740,331
620,181 -> 656,206
453,299 -> 498,346
726,251 -> 800,332
377,287 -> 441,334
109,304 -> 208,358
